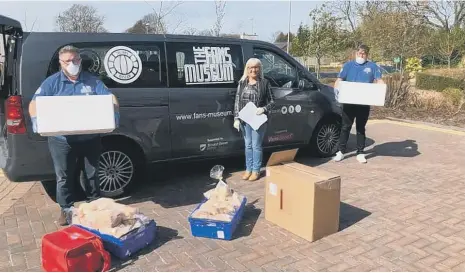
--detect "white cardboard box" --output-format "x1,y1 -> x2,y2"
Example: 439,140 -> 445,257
36,95 -> 116,136
336,81 -> 387,106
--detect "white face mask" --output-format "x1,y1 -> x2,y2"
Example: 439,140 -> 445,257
355,57 -> 366,64
66,62 -> 81,76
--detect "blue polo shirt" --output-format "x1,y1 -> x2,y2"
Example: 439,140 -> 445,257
337,60 -> 382,83
31,71 -> 119,142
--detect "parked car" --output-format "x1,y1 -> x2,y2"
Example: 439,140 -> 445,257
0,15 -> 342,198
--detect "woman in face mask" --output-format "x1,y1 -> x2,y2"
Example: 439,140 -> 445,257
233,58 -> 275,181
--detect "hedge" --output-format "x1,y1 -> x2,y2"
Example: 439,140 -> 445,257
416,72 -> 464,92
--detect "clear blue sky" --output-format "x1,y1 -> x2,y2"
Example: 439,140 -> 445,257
1,0 -> 322,42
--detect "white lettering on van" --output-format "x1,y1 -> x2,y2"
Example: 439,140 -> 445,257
184,46 -> 234,85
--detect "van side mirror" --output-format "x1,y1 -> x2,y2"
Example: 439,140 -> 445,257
298,79 -> 317,91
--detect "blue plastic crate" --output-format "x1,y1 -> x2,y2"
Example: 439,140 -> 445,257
76,219 -> 157,260
188,197 -> 247,240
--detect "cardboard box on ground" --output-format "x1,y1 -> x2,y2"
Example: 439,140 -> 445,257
337,81 -> 387,106
265,149 -> 341,242
36,95 -> 116,136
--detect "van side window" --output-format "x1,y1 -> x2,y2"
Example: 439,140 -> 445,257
166,42 -> 243,88
254,48 -> 298,88
47,43 -> 167,88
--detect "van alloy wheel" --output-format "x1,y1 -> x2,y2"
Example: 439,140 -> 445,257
98,150 -> 134,195
316,123 -> 340,155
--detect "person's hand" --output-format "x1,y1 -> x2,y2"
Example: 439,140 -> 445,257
31,117 -> 38,133
256,107 -> 265,115
233,119 -> 240,131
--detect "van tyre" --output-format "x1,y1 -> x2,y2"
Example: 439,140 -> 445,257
310,117 -> 341,158
98,140 -> 143,198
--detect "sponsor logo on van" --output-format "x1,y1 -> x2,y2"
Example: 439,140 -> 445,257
200,137 -> 229,151
104,46 -> 142,84
184,46 -> 234,85
274,105 -> 302,115
268,131 -> 294,143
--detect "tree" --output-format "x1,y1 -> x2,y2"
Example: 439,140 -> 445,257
273,31 -> 295,43
126,20 -> 149,34
289,24 -> 310,56
402,1 -> 465,32
183,27 -> 199,35
327,0 -> 361,46
357,4 -> 431,67
55,4 -> 107,33
433,27 -> 465,68
126,1 -> 183,34
212,0 -> 226,37
306,5 -> 349,77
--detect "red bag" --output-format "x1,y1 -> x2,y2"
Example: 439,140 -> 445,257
42,225 -> 111,272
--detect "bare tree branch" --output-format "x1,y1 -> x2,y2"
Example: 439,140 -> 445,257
212,0 -> 226,36
402,0 -> 465,31
137,0 -> 184,34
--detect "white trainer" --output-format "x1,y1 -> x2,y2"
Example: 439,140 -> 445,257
356,154 -> 367,164
333,151 -> 345,162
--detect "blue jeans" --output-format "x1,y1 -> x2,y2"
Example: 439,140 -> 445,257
240,122 -> 267,173
48,136 -> 102,210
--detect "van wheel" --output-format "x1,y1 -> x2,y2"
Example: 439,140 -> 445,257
310,117 -> 341,158
98,141 -> 143,198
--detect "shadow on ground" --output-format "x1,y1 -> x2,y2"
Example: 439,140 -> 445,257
296,134 -> 375,167
339,202 -> 371,231
364,139 -> 420,160
232,198 -> 261,240
109,225 -> 182,272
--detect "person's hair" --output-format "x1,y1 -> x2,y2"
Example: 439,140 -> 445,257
356,44 -> 370,54
240,58 -> 263,81
58,45 -> 80,57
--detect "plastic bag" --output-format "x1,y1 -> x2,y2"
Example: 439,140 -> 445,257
210,165 -> 225,180
192,165 -> 245,222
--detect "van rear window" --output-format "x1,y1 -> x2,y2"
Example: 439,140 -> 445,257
47,43 -> 167,88
166,42 -> 243,88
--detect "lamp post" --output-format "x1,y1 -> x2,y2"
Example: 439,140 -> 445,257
287,0 -> 291,54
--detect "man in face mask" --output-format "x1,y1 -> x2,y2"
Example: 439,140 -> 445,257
333,44 -> 384,164
28,45 -> 120,226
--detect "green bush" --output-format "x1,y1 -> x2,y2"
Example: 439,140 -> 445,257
416,72 -> 464,91
442,87 -> 464,107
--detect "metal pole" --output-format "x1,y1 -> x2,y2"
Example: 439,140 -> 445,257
287,0 -> 291,53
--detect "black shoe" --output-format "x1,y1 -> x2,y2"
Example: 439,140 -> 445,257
58,210 -> 69,226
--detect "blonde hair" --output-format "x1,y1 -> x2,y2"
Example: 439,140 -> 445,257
240,58 -> 263,81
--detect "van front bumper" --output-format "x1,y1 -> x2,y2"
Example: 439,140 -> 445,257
2,135 -> 55,182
